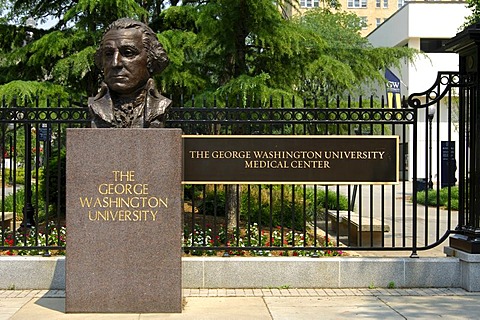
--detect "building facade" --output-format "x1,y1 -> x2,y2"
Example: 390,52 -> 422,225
368,2 -> 471,183
293,0 -> 463,36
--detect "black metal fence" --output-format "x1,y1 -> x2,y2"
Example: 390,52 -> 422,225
0,91 -> 462,256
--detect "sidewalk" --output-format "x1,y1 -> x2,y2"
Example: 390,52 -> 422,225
1,288 -> 479,319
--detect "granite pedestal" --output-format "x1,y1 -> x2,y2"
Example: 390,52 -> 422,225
65,128 -> 182,313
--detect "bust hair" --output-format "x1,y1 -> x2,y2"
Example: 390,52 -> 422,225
94,18 -> 169,75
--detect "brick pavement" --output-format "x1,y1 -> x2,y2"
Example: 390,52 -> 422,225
1,287 -> 477,299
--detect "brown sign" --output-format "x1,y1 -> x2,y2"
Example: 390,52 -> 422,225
183,135 -> 398,184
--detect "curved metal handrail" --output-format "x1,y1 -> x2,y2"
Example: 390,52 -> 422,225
407,71 -> 471,109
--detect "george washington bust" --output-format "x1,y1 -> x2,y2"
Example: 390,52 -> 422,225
88,18 -> 171,128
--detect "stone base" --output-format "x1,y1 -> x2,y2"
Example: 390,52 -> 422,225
65,129 -> 183,313
449,234 -> 480,254
444,246 -> 480,291
0,255 -> 463,290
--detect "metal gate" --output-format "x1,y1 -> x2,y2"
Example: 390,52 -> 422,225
0,90 -> 464,257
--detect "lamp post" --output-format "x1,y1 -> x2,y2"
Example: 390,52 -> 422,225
7,123 -> 14,184
427,105 -> 436,190
8,135 -> 13,184
20,17 -> 36,229
21,124 -> 35,228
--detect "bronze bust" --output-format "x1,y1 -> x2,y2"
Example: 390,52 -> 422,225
89,18 -> 171,128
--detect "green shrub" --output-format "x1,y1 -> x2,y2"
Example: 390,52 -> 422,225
1,187 -> 25,217
241,185 -> 307,230
450,199 -> 459,211
0,186 -> 44,220
416,186 -> 459,210
39,148 -> 66,217
197,187 -> 226,217
197,185 -> 349,230
313,188 -> 349,211
15,169 -> 25,185
1,168 -> 26,185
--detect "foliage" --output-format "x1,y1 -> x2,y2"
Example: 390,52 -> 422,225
416,186 -> 459,210
292,9 -> 417,99
196,187 -> 226,216
242,185 -> 349,229
183,222 -> 344,257
3,221 -> 341,256
0,1 -> 418,102
0,185 -> 45,219
0,0 -> 152,98
0,80 -> 70,104
464,0 -> 480,30
1,222 -> 66,256
196,185 -> 349,230
0,168 -> 25,185
0,186 -> 25,216
160,4 -> 418,102
38,147 -> 66,217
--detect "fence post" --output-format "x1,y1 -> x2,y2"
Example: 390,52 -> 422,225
444,23 -> 480,253
20,111 -> 35,228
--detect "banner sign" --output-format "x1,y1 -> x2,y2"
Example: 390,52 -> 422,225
183,135 -> 399,184
386,68 -> 402,108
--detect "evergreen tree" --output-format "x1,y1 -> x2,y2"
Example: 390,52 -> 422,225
159,2 -> 417,103
0,0 -> 418,104
0,0 -> 170,101
464,0 -> 480,29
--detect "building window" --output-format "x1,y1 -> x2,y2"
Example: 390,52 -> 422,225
376,18 -> 382,27
398,0 -> 406,9
348,0 -> 367,8
376,0 -> 381,8
420,38 -> 449,52
383,0 -> 388,8
301,0 -> 320,7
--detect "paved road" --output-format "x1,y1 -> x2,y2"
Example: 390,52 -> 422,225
331,181 -> 457,258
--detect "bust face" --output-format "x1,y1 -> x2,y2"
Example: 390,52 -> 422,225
102,28 -> 150,97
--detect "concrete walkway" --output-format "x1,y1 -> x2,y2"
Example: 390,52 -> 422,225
1,288 -> 479,319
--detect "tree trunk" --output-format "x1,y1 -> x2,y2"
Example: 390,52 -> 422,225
226,184 -> 238,230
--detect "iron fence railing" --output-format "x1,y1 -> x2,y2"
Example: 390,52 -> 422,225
0,94 -> 461,257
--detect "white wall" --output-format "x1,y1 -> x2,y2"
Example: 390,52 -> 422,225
368,2 -> 470,48
367,2 -> 470,184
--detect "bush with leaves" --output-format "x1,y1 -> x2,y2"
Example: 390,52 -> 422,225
416,186 -> 459,210
38,147 -> 66,217
196,185 -> 349,230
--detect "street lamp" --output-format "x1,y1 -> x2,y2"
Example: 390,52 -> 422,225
7,123 -> 14,184
427,105 -> 436,190
20,18 -> 36,229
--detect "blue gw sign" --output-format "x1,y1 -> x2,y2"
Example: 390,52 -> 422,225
183,135 -> 399,184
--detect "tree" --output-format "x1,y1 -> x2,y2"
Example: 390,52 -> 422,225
292,9 -> 416,98
0,0 -> 420,145
0,0 -> 177,101
0,0 -> 418,230
0,0 -> 417,103
464,0 -> 480,28
158,3 -> 418,103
